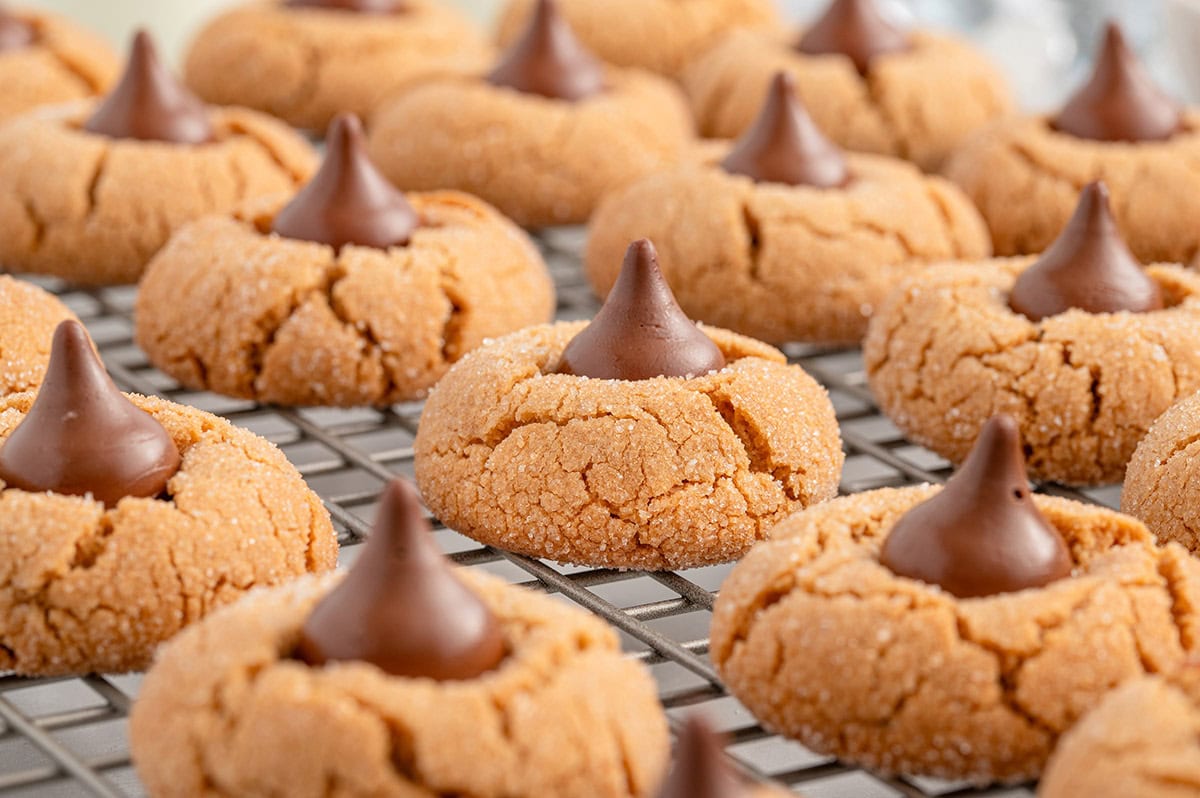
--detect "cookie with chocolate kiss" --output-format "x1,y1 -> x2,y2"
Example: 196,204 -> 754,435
586,71 -> 989,346
711,424 -> 1200,782
683,0 -> 1012,171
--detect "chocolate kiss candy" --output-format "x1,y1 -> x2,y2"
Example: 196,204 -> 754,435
796,0 -> 910,75
486,0 -> 604,102
1053,22 -> 1181,142
721,72 -> 850,188
657,716 -> 744,798
880,415 -> 1072,598
284,0 -> 404,11
295,479 -> 506,680
1010,181 -> 1163,321
84,30 -> 213,144
0,7 -> 34,51
557,239 -> 726,380
272,113 -> 417,250
0,321 -> 181,508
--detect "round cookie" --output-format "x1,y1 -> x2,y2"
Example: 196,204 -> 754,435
130,569 -> 669,797
136,115 -> 554,408
0,325 -> 337,676
0,33 -> 316,285
495,0 -> 779,78
1123,391 -> 1200,553
586,75 -> 990,346
0,276 -> 78,395
682,0 -> 1011,171
184,0 -> 492,132
415,241 -> 843,570
367,1 -> 692,228
0,6 -> 118,120
1040,664 -> 1200,798
710,484 -> 1200,782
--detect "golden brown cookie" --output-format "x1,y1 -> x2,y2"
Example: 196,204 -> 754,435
129,569 -> 669,798
135,191 -> 554,407
0,102 -> 316,285
863,259 -> 1200,485
367,70 -> 693,228
414,322 -> 844,570
711,486 -> 1200,783
0,7 -> 117,120
683,28 -> 1012,171
586,153 -> 990,346
1122,390 -> 1200,552
0,276 -> 78,395
1040,664 -> 1200,798
946,113 -> 1200,264
184,0 -> 492,132
495,0 -> 779,78
0,391 -> 337,676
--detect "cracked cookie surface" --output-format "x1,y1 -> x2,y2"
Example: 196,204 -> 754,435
1123,391 -> 1200,553
130,569 -> 669,798
863,259 -> 1200,485
184,0 -> 491,132
683,29 -> 1011,172
0,392 -> 337,676
0,102 -> 316,285
711,486 -> 1200,783
946,114 -> 1200,264
367,70 -> 693,228
0,276 -> 78,396
1040,665 -> 1200,797
135,191 -> 554,407
0,9 -> 117,120
495,0 -> 778,78
586,153 -> 990,346
413,322 -> 843,570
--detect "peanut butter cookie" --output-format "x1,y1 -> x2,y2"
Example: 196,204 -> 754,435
0,6 -> 117,120
1040,664 -> 1200,798
184,0 -> 492,132
495,0 -> 778,78
1123,391 -> 1200,553
0,276 -> 78,395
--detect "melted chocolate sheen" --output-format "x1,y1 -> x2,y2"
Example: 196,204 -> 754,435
1053,21 -> 1181,142
796,0 -> 910,75
272,113 -> 418,250
295,479 -> 506,680
0,9 -> 34,51
1010,181 -> 1163,320
879,414 -> 1072,598
84,30 -> 213,144
657,716 -> 745,798
557,239 -> 726,380
284,0 -> 405,11
0,321 -> 181,508
721,71 -> 849,188
486,0 -> 603,101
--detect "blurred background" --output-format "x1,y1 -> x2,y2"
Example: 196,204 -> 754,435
16,0 -> 1200,110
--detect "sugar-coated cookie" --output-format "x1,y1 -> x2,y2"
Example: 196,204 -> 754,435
1123,391 -> 1200,553
495,0 -> 778,78
184,0 -> 492,131
0,276 -> 78,395
683,0 -> 1011,171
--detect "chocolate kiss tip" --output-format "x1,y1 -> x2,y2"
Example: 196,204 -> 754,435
284,0 -> 405,12
721,72 -> 849,188
879,414 -> 1072,599
272,113 -> 417,251
295,478 -> 506,680
796,0 -> 910,75
0,7 -> 34,52
557,239 -> 726,381
0,320 -> 181,508
1052,21 -> 1181,143
657,717 -> 744,798
84,30 -> 213,145
486,0 -> 604,102
1010,180 -> 1163,321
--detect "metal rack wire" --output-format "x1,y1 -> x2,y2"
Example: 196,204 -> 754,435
0,230 -> 1106,797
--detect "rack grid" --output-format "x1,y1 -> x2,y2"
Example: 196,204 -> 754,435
0,228 -> 1110,798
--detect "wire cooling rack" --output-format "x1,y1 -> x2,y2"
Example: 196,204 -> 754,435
0,228 -> 1122,798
